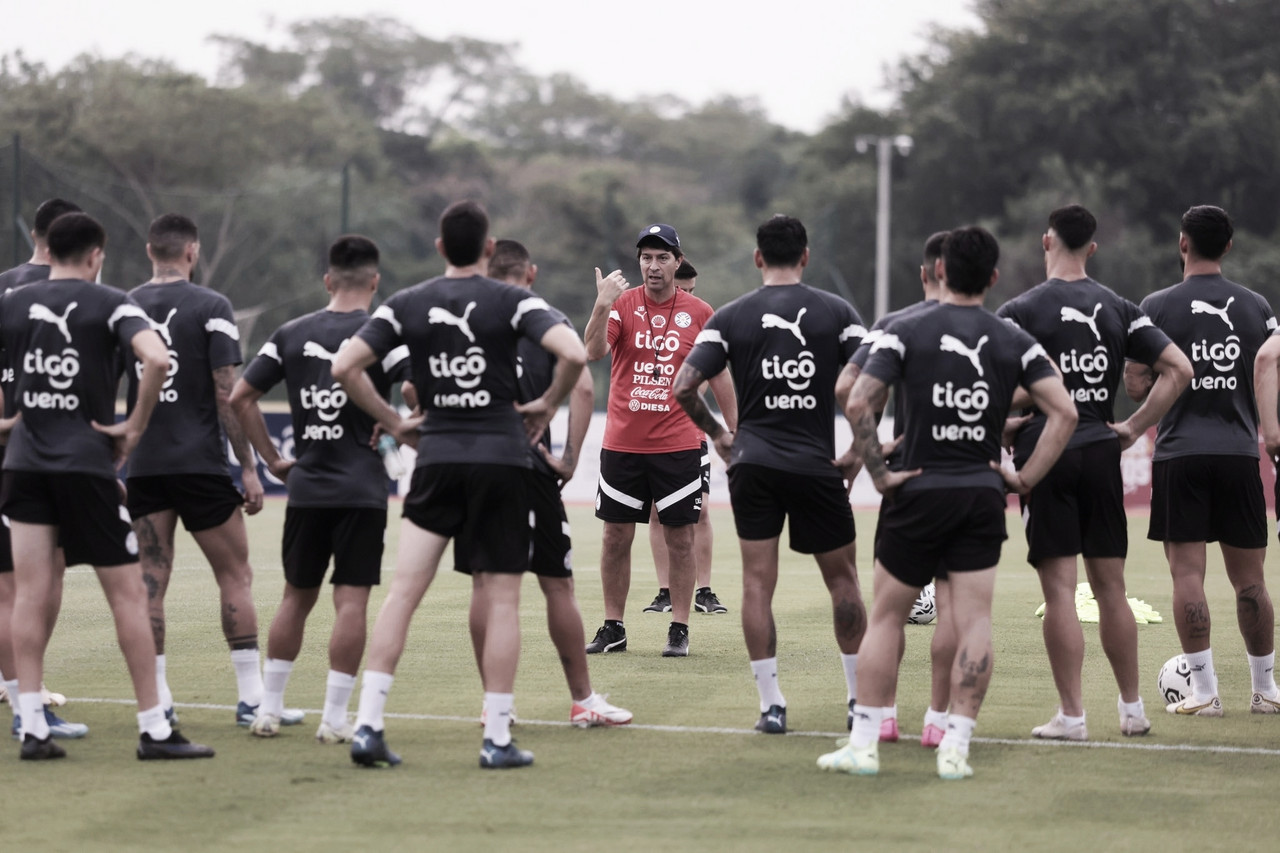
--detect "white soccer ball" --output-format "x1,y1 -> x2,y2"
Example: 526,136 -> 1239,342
908,582 -> 937,625
1158,654 -> 1192,704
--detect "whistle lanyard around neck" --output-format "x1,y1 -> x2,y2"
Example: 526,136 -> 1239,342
642,288 -> 679,377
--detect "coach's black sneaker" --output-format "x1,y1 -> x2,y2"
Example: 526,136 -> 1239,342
695,588 -> 728,614
350,725 -> 401,768
756,704 -> 787,734
137,730 -> 215,760
661,622 -> 690,657
479,738 -> 534,769
643,589 -> 672,613
20,733 -> 67,760
586,621 -> 627,654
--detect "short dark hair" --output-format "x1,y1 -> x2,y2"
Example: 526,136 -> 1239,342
46,212 -> 107,264
33,198 -> 82,238
327,234 -> 379,289
922,231 -> 948,282
439,200 -> 489,267
147,213 -> 199,262
675,260 -> 697,280
756,214 -> 807,267
1048,205 -> 1097,251
489,239 -> 531,283
635,238 -> 684,260
1181,205 -> 1233,261
942,226 -> 1000,296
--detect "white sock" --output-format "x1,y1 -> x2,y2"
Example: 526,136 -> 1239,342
19,692 -> 48,740
3,678 -> 18,712
1184,648 -> 1218,698
750,657 -> 786,712
939,714 -> 976,756
849,703 -> 882,749
137,704 -> 172,741
483,692 -> 514,747
923,707 -> 948,730
882,703 -> 898,722
323,670 -> 357,729
230,648 -> 264,707
1247,652 -> 1278,696
355,671 -> 394,731
840,653 -> 858,702
155,654 -> 174,711
261,658 -> 294,717
1119,697 -> 1145,718
1060,710 -> 1085,727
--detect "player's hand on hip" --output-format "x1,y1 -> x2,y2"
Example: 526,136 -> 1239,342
1002,414 -> 1032,450
267,457 -> 295,483
595,267 -> 629,306
91,419 -> 142,469
872,466 -> 922,497
240,467 -> 265,515
989,459 -> 1030,495
712,430 -> 734,465
0,411 -> 20,440
537,444 -> 576,485
1107,419 -> 1140,451
515,398 -> 554,445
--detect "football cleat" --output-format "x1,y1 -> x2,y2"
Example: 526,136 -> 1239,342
755,704 -> 787,734
661,623 -> 690,657
249,713 -> 280,738
20,733 -> 66,761
350,725 -> 401,768
817,740 -> 879,775
1166,695 -> 1223,717
937,747 -> 973,780
585,623 -> 628,654
1031,710 -> 1087,741
13,706 -> 89,740
1119,696 -> 1151,735
642,590 -> 672,613
920,723 -> 946,748
570,695 -> 632,727
879,716 -> 900,743
694,588 -> 728,614
315,721 -> 355,744
479,738 -> 534,769
1250,691 -> 1280,714
137,730 -> 215,760
236,702 -> 304,726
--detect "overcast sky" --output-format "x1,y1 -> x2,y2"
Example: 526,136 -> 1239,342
4,1 -> 979,132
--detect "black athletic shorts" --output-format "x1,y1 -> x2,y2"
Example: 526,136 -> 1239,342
727,463 -> 855,554
403,463 -> 532,575
126,474 -> 243,532
1,471 -> 138,567
700,440 -> 711,494
282,506 -> 386,589
596,448 -> 702,526
1019,440 -> 1126,565
456,470 -> 571,579
875,487 -> 1008,587
1148,455 -> 1267,548
0,518 -> 11,574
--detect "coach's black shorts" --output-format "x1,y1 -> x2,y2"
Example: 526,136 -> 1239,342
403,463 -> 532,575
700,440 -> 711,494
1148,455 -> 1267,548
1,471 -> 137,567
727,463 -> 855,554
282,506 -> 386,589
126,474 -> 243,532
456,470 -> 571,579
1020,439 -> 1127,565
875,487 -> 1008,587
596,448 -> 702,526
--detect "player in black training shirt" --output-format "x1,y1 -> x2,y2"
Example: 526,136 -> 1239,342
820,226 -> 1075,781
332,201 -> 586,769
231,235 -> 411,742
677,215 -> 866,736
0,213 -> 213,760
0,198 -> 89,737
1134,205 -> 1280,716
462,239 -> 631,728
835,231 -> 953,747
123,214 -> 278,728
998,205 -> 1192,740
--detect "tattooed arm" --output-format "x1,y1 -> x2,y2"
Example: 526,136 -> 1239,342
214,364 -> 263,514
674,362 -> 732,463
845,372 -> 919,494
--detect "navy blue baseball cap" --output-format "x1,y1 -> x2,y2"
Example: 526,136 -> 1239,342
636,223 -> 681,249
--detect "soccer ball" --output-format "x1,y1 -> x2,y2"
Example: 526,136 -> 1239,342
908,582 -> 937,625
1158,654 -> 1192,704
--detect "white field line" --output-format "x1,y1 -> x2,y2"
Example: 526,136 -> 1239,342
60,697 -> 1280,757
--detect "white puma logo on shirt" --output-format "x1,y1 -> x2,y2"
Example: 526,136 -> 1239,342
302,340 -> 347,362
1191,297 -> 1235,330
428,301 -> 477,342
29,302 -> 77,344
1060,303 -> 1102,341
939,334 -> 989,377
760,307 -> 807,345
150,307 -> 178,347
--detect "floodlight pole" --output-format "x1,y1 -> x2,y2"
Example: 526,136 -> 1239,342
855,134 -> 913,320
